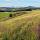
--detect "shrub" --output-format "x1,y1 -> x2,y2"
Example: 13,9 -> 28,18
9,14 -> 12,17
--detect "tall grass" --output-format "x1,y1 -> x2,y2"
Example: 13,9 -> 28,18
0,10 -> 40,40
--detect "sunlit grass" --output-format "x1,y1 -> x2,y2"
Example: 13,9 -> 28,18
0,10 -> 40,40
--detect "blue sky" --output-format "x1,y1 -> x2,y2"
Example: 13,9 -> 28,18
0,0 -> 40,7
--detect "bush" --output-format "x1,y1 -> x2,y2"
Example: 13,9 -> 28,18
9,14 -> 12,17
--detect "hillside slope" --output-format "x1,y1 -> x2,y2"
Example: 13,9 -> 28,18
0,10 -> 40,40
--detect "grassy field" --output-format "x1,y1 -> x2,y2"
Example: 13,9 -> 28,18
0,11 -> 31,21
0,12 -> 11,18
0,12 -> 15,21
0,10 -> 40,40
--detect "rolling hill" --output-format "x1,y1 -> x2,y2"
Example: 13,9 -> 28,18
0,10 -> 40,40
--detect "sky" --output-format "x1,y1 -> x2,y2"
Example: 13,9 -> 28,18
0,0 -> 40,7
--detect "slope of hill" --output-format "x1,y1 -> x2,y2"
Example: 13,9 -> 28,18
0,10 -> 40,40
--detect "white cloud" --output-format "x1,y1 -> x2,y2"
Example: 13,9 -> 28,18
5,0 -> 13,2
0,3 -> 13,7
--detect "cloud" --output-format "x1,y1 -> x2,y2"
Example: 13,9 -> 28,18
0,0 -> 40,7
0,3 -> 13,7
5,0 -> 13,2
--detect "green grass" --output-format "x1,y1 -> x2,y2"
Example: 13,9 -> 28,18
0,12 -> 10,18
0,12 -> 14,21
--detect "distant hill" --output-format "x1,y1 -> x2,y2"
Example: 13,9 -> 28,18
0,6 -> 40,12
0,7 -> 13,12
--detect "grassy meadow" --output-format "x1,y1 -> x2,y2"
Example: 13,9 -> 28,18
0,12 -> 14,21
0,10 -> 40,40
0,11 -> 31,21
